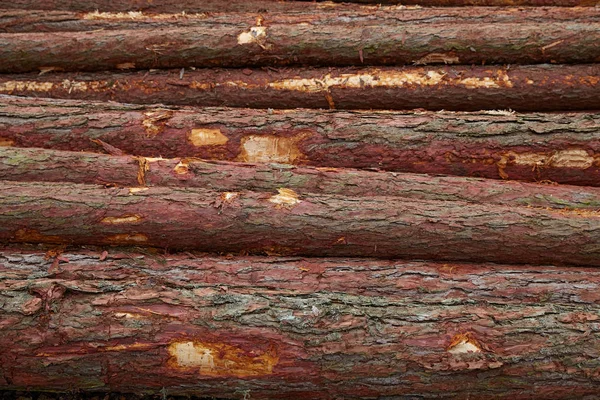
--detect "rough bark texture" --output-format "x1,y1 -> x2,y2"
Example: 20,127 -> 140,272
0,11 -> 598,73
1,180 -> 600,266
2,247 -> 600,399
3,0 -> 598,12
1,64 -> 599,112
3,147 -> 600,211
3,8 -> 600,33
2,97 -> 600,185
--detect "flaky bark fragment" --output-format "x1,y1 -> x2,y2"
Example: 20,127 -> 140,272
1,181 -> 600,266
1,248 -> 600,398
2,96 -> 600,185
1,64 -> 598,112
0,9 -> 598,72
2,147 -> 600,211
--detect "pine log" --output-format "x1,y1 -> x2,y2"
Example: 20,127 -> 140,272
1,64 -> 599,112
1,180 -> 600,266
1,97 -> 600,185
2,147 -> 600,211
0,11 -> 598,73
3,8 -> 599,33
2,247 -> 600,398
3,0 -> 598,12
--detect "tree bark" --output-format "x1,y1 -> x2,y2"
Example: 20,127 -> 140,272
3,0 -> 597,12
0,11 -> 598,73
2,247 -> 600,398
1,181 -> 600,266
2,147 -> 600,211
1,64 -> 599,112
2,96 -> 600,185
3,8 -> 599,33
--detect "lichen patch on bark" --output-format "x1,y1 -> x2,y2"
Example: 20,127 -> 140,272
238,135 -> 303,163
188,128 -> 229,147
167,340 -> 278,377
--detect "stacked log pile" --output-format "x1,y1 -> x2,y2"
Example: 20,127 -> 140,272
1,1 -> 600,399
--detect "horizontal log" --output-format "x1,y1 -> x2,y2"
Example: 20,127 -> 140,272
3,0 -> 598,12
1,181 -> 600,266
2,248 -> 600,398
3,147 -> 600,211
3,8 -> 600,33
2,96 -> 600,185
1,64 -> 599,112
0,11 -> 598,72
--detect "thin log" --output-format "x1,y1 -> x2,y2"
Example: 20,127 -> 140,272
0,11 -> 598,72
3,0 -> 598,12
1,64 -> 599,112
2,147 -> 600,211
3,8 -> 599,33
1,97 -> 600,185
1,181 -> 600,266
1,247 -> 600,398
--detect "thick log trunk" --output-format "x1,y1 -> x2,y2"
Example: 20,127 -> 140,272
3,147 -> 600,211
3,8 -> 599,33
1,64 -> 599,112
1,180 -> 600,266
3,0 -> 598,12
2,97 -> 600,185
0,11 -> 598,73
2,247 -> 600,399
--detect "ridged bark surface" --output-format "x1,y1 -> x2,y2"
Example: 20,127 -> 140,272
3,8 -> 600,33
0,9 -> 598,72
1,65 -> 598,112
1,181 -> 600,266
1,248 -> 600,398
2,97 -> 600,185
3,0 -> 598,12
2,147 -> 600,211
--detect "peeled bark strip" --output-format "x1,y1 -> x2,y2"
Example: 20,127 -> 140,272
2,97 -> 600,185
1,64 -> 599,112
0,12 -> 598,73
4,0 -> 598,12
1,181 -> 600,266
2,248 -> 600,398
3,147 -> 600,211
3,8 -> 600,33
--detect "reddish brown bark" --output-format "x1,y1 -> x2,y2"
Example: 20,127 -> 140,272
2,147 -> 600,211
2,247 -> 600,398
3,0 -> 598,12
1,181 -> 600,266
0,10 -> 598,73
1,64 -> 599,112
3,8 -> 599,33
2,96 -> 600,185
